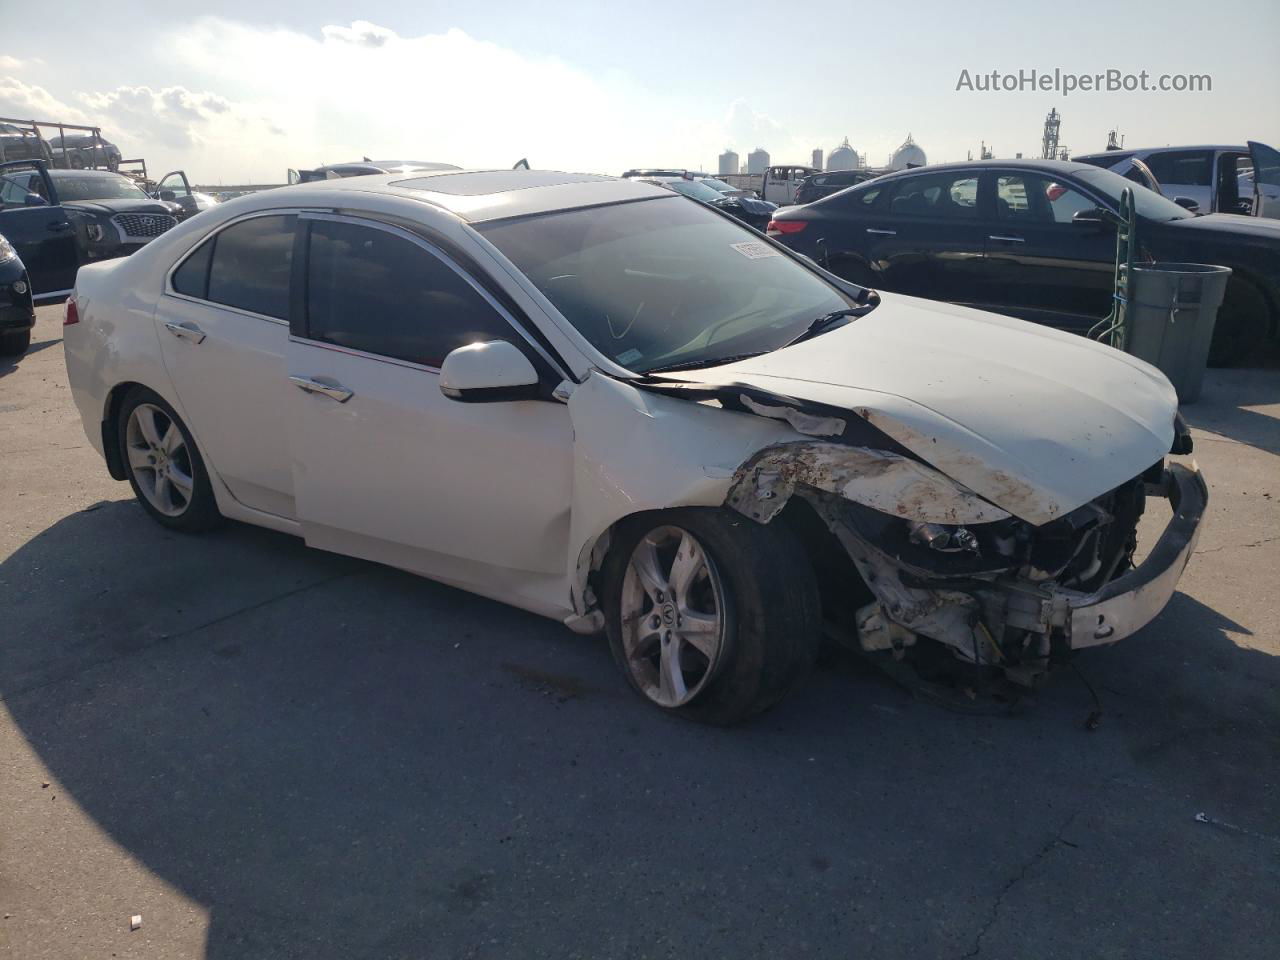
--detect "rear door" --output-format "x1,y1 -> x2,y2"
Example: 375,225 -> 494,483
860,169 -> 988,305
1247,141 -> 1280,218
0,162 -> 79,299
285,213 -> 573,600
981,171 -> 1115,331
156,212 -> 299,517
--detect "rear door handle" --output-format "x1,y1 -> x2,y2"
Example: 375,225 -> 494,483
289,375 -> 353,403
163,320 -> 206,343
988,234 -> 1025,243
866,228 -> 897,236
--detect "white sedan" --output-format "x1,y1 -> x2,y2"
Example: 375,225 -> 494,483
63,170 -> 1207,723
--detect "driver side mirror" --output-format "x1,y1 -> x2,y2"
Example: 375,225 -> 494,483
158,190 -> 177,202
1172,196 -> 1200,213
1072,207 -> 1114,227
439,340 -> 541,403
24,192 -> 49,207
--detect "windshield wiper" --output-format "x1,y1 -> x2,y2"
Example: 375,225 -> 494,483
784,307 -> 867,347
642,351 -> 768,375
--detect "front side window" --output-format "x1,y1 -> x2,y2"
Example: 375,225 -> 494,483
995,174 -> 1096,223
887,172 -> 979,218
478,195 -> 858,373
304,219 -> 516,368
206,215 -> 297,319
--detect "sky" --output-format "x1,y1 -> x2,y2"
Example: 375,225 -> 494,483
2,0 -> 1277,185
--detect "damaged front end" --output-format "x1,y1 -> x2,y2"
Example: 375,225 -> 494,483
727,432 -> 1203,686
716,411 -> 1207,688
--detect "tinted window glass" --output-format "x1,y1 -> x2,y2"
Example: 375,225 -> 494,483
996,175 -> 1095,223
305,219 -> 515,367
887,172 -> 978,218
1143,150 -> 1212,186
207,215 -> 297,319
172,239 -> 213,298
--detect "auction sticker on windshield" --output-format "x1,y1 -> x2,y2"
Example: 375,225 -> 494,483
731,241 -> 781,260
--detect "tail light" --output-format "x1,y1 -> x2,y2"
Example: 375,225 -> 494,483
766,220 -> 807,236
64,298 -> 79,326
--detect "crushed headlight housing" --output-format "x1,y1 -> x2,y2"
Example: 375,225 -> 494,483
910,522 -> 980,554
0,236 -> 16,263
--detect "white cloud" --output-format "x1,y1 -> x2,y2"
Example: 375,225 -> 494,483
0,55 -> 41,72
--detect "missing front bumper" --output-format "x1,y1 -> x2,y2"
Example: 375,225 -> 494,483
1061,462 -> 1208,649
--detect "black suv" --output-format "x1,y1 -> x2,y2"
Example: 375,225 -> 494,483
0,231 -> 36,355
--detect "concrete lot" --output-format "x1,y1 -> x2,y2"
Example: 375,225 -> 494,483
2,304 -> 1277,960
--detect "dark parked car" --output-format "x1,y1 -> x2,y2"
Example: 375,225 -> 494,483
0,162 -> 183,297
49,133 -> 122,171
289,160 -> 460,183
0,122 -> 54,164
794,169 -> 877,205
0,231 -> 36,355
767,158 -> 1280,364
149,170 -> 217,220
639,176 -> 778,232
0,161 -> 79,302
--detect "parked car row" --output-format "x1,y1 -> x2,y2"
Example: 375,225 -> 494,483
0,118 -> 123,171
62,169 -> 1206,724
768,154 -> 1280,364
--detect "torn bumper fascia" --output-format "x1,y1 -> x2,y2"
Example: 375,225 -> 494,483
1057,461 -> 1207,649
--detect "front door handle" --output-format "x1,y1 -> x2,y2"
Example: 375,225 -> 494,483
988,234 -> 1025,243
48,220 -> 73,232
289,375 -> 353,403
163,320 -> 206,343
866,228 -> 897,236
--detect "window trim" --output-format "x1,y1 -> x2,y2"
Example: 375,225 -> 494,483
163,207 -> 312,326
292,211 -> 566,379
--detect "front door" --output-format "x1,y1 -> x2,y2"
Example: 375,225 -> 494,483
1247,141 -> 1280,219
156,171 -> 195,218
285,214 -> 573,609
0,162 -> 79,298
156,212 -> 299,517
981,171 -> 1116,332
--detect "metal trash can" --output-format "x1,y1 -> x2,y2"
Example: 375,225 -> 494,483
1126,262 -> 1232,404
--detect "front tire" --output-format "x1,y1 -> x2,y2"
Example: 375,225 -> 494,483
1210,276 -> 1271,366
602,509 -> 821,725
116,387 -> 222,532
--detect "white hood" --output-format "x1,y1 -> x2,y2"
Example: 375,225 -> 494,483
660,293 -> 1178,525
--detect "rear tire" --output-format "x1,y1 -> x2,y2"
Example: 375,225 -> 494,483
1210,276 -> 1271,366
601,508 -> 821,725
0,329 -> 31,356
116,387 -> 223,532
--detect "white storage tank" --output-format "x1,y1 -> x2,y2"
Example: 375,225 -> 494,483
718,149 -> 739,176
747,148 -> 770,175
889,134 -> 927,170
827,137 -> 859,171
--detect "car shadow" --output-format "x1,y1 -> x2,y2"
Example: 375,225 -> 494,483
1183,369 -> 1280,454
0,336 -> 60,377
2,503 -> 1278,959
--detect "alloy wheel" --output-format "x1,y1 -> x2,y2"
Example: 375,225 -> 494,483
125,403 -> 195,517
620,525 -> 727,708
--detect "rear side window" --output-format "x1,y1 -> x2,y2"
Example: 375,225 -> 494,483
206,215 -> 297,320
1144,150 -> 1213,186
171,239 -> 213,298
304,219 -> 516,368
887,172 -> 979,219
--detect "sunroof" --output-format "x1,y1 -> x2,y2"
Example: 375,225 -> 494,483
392,170 -> 609,196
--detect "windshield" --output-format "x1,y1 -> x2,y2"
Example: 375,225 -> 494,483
53,175 -> 150,202
699,178 -> 738,194
1074,167 -> 1195,221
663,179 -> 729,203
478,196 -> 858,373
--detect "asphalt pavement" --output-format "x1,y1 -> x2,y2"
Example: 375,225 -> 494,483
2,304 -> 1278,959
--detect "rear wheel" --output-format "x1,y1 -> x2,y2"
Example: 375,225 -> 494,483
0,329 -> 31,356
602,509 -> 821,725
1210,276 -> 1271,366
116,387 -> 222,532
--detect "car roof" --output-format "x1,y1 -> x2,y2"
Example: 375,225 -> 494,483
1073,145 -> 1247,160
279,169 -> 671,223
47,168 -> 129,178
872,158 -> 1101,180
